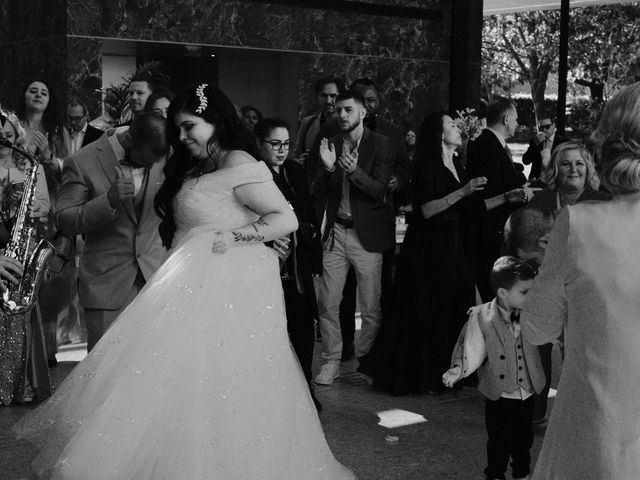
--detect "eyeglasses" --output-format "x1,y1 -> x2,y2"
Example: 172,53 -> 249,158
539,124 -> 553,130
262,139 -> 291,151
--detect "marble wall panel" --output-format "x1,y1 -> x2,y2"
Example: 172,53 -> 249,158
65,0 -> 452,129
297,54 -> 449,131
0,0 -> 67,117
67,1 -> 450,61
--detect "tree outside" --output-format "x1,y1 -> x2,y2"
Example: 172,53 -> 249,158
482,2 -> 640,137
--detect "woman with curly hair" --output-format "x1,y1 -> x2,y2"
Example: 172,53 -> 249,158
528,141 -> 610,216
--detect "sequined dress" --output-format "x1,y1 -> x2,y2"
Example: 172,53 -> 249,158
14,162 -> 355,480
0,314 -> 26,405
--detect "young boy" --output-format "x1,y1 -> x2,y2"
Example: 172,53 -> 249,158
443,256 -> 545,480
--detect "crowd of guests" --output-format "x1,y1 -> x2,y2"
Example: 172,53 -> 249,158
1,67 -> 640,479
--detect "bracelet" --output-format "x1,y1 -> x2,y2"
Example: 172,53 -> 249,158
503,192 -> 508,202
444,195 -> 452,206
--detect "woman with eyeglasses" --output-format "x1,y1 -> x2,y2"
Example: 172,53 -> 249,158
254,118 -> 323,410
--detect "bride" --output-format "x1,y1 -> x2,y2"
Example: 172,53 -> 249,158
14,84 -> 356,480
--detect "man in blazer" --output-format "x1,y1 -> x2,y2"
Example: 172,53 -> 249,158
467,98 -> 526,301
294,76 -> 343,167
311,90 -> 394,385
62,98 -> 103,156
55,112 -> 169,350
522,117 -> 566,182
306,78 -> 412,360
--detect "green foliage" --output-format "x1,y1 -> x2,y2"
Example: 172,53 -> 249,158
511,96 -> 557,130
482,10 -> 560,123
483,2 -> 640,115
569,3 -> 640,100
566,99 -> 603,140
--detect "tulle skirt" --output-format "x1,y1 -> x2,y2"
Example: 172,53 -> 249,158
14,232 -> 355,480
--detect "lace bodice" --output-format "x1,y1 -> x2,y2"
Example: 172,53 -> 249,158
172,161 -> 272,247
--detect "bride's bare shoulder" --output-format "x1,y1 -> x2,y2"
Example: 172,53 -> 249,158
222,150 -> 258,168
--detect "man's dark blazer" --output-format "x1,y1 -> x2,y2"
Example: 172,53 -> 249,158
467,128 -> 526,300
311,127 -> 394,253
307,116 -> 411,192
522,133 -> 567,180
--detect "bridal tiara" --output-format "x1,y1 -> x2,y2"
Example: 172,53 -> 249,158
195,83 -> 209,114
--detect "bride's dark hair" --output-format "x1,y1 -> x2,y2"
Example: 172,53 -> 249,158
154,84 -> 259,248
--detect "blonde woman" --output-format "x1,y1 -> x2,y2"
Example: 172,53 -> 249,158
528,141 -> 610,215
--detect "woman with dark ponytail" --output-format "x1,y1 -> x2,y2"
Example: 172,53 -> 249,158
15,83 -> 356,480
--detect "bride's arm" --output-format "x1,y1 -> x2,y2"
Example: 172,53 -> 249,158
212,180 -> 298,252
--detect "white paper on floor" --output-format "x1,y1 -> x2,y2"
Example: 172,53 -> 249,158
377,409 -> 427,429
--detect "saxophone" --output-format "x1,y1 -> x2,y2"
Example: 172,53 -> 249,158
0,141 -> 56,314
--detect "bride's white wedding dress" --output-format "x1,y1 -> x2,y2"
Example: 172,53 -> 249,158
14,161 -> 355,480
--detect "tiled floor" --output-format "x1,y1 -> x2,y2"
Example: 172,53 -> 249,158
1,340 -> 559,480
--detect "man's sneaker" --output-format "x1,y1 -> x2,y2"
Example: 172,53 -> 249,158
314,362 -> 340,385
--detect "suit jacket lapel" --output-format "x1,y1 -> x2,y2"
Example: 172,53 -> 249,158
356,128 -> 375,174
95,135 -> 136,223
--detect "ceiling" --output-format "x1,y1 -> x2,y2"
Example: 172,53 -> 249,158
483,0 -> 637,15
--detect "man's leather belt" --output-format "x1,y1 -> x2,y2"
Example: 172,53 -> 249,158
335,217 -> 354,228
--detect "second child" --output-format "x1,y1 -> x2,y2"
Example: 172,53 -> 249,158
443,256 -> 545,480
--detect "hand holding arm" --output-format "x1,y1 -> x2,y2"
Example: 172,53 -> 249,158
211,174 -> 298,254
271,236 -> 292,260
483,187 -> 526,211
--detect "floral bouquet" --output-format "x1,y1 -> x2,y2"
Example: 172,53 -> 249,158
454,108 -> 484,142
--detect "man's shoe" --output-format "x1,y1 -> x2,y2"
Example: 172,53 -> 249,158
314,362 -> 340,385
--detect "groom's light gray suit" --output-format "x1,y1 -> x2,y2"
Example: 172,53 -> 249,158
55,132 -> 168,349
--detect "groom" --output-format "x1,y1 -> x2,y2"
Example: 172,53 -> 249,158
55,112 -> 170,350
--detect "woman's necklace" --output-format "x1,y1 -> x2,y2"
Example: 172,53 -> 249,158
559,189 -> 583,207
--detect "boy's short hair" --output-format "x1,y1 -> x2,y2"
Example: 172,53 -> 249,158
490,256 -> 536,294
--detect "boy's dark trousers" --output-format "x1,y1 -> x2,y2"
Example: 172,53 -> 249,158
484,395 -> 535,480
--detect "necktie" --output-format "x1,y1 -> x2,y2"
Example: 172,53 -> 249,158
510,311 -> 520,325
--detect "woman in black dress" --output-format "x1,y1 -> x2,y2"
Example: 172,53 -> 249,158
360,112 -> 487,394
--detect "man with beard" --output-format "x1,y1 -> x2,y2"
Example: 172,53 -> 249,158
295,76 -> 343,169
306,78 -> 411,360
311,91 -> 394,385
